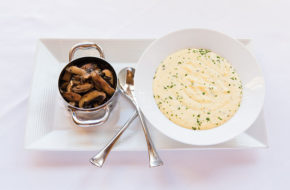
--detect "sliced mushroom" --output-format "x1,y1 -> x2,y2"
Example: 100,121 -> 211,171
79,90 -> 106,108
93,95 -> 107,106
62,71 -> 72,81
81,63 -> 95,70
71,75 -> 82,85
72,80 -> 81,85
102,69 -> 113,85
66,80 -> 74,92
91,71 -> 115,95
62,92 -> 82,102
66,66 -> 90,79
81,63 -> 98,73
60,81 -> 69,91
95,68 -> 102,75
72,83 -> 93,93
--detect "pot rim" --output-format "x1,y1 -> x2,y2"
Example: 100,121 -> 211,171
58,56 -> 118,111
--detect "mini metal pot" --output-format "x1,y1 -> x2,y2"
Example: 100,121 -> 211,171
58,42 -> 118,127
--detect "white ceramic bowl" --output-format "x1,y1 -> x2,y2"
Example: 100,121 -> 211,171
135,28 -> 265,145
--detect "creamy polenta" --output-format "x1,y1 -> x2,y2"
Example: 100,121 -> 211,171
153,48 -> 242,130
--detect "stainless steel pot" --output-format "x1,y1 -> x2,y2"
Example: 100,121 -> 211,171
58,42 -> 118,127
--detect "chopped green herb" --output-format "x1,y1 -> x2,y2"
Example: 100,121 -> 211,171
169,96 -> 172,99
199,49 -> 211,55
197,114 -> 200,118
178,61 -> 182,64
192,127 -> 197,130
207,112 -> 210,115
202,92 -> 205,95
218,117 -> 222,120
196,119 -> 202,126
227,91 -> 230,93
206,117 -> 210,122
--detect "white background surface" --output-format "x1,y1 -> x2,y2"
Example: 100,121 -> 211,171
0,0 -> 289,189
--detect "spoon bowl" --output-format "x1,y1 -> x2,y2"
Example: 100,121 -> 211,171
117,67 -> 135,102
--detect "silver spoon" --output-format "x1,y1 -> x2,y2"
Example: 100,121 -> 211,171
90,67 -> 163,167
118,67 -> 163,167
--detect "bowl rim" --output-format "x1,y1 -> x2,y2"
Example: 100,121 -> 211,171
135,28 -> 265,145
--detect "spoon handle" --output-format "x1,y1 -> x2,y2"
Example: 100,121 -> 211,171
135,105 -> 163,167
90,112 -> 138,167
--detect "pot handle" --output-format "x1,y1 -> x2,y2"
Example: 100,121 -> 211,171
71,106 -> 111,127
69,42 -> 105,62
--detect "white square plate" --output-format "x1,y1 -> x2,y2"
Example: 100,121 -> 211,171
25,39 -> 268,151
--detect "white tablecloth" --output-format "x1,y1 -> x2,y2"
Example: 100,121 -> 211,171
0,0 -> 289,189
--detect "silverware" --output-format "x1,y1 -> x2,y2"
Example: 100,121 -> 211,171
118,67 -> 163,167
90,112 -> 138,167
90,67 -> 163,167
